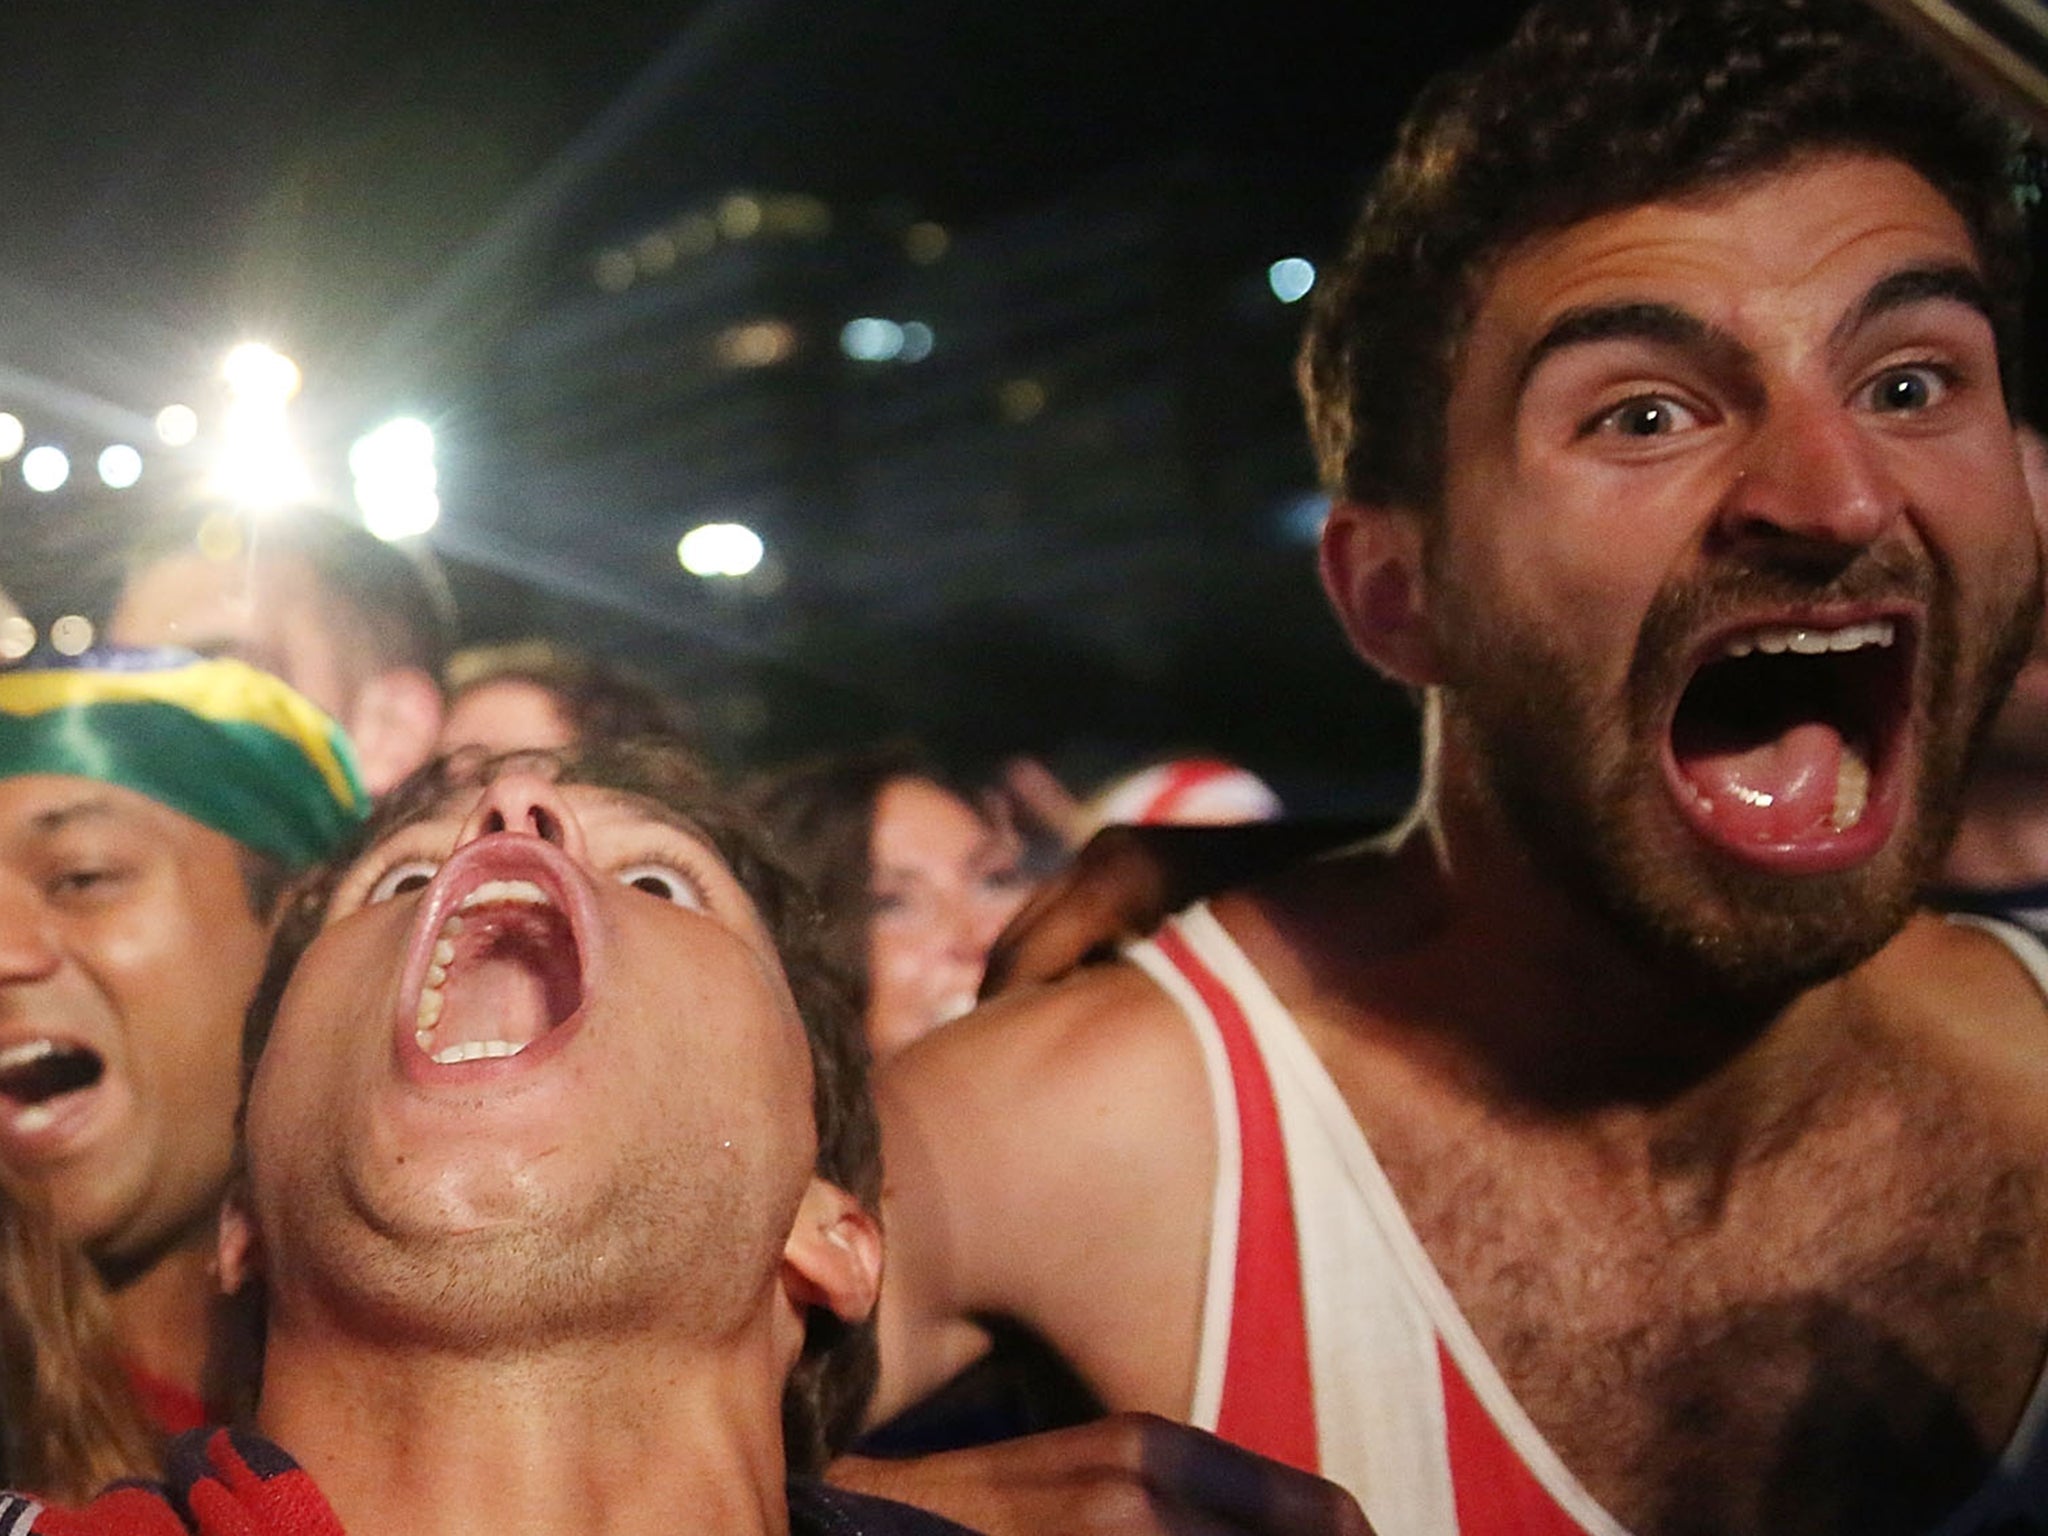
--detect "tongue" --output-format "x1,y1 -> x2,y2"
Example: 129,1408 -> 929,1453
1680,720 -> 1867,844
436,951 -> 560,1055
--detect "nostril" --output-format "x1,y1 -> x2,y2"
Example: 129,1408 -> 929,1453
483,809 -> 509,834
530,806 -> 562,845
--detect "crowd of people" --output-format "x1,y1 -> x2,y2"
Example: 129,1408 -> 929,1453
0,0 -> 2046,1531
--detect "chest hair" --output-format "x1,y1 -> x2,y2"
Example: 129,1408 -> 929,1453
1361,1057 -> 2048,1536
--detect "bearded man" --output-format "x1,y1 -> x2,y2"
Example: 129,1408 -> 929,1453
851,3 -> 2048,1534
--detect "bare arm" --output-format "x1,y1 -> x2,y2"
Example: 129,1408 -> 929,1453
982,819 -> 1383,997
871,960 -> 1220,1425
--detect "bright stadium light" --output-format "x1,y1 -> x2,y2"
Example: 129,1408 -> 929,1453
678,522 -> 764,579
154,404 -> 199,447
212,342 -> 311,510
350,417 -> 440,541
98,444 -> 143,489
21,446 -> 69,493
0,414 -> 24,460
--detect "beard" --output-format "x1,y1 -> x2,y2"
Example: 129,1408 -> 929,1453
1431,537 -> 2040,1011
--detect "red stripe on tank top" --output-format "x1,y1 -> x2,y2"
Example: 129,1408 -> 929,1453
1153,922 -> 1320,1474
1440,1339 -> 1590,1536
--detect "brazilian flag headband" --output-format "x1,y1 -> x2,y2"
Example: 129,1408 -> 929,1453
0,648 -> 370,870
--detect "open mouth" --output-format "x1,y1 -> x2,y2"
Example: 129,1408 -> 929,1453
1665,616 -> 1912,865
412,877 -> 586,1067
0,1039 -> 106,1130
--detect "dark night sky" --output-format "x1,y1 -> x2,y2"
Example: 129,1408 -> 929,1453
0,1 -> 1530,798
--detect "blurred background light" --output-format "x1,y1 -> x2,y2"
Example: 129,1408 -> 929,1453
903,221 -> 950,264
0,616 -> 34,662
841,317 -> 904,362
678,521 -> 764,578
0,414 -> 24,461
97,444 -> 143,489
1268,257 -> 1316,304
898,321 -> 935,362
21,446 -> 68,493
350,417 -> 441,541
715,319 -> 798,369
48,615 -> 93,656
154,404 -> 199,447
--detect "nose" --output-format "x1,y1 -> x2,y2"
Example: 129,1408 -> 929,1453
0,873 -> 62,986
454,770 -> 589,861
1714,392 -> 1903,559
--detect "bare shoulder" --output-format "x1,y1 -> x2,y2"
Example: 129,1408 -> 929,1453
1859,911 -> 2048,1131
874,957 -> 1220,1418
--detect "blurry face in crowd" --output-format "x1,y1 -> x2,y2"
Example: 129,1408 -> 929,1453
242,766 -> 852,1349
112,552 -> 362,726
0,777 -> 266,1273
439,679 -> 575,758
865,776 -> 1028,1058
1392,154 -> 2039,998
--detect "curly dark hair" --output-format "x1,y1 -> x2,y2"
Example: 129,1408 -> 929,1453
231,739 -> 878,1475
1300,0 -> 2032,517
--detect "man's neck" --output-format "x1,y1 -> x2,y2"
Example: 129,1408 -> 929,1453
256,1324 -> 796,1536
1940,772 -> 2048,892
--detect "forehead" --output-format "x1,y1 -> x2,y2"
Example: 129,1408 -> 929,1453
873,778 -> 987,856
0,773 -> 223,856
1464,155 -> 1982,373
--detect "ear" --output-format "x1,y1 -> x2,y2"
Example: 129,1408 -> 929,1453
215,1193 -> 263,1296
781,1179 -> 882,1329
1318,499 -> 1443,687
346,667 -> 446,795
2016,425 -> 2048,545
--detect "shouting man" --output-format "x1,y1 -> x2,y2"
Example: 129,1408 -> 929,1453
864,2 -> 2048,1533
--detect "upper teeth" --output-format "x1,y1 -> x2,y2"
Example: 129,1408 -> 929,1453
413,881 -> 558,1065
459,879 -> 550,910
0,1040 -> 57,1074
1723,620 -> 1895,659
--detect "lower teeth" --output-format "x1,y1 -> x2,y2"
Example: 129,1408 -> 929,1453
1831,747 -> 1871,832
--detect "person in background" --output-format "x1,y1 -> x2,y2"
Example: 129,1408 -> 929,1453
439,638 -> 694,757
0,649 -> 368,1441
749,747 -> 1029,1060
110,504 -> 452,795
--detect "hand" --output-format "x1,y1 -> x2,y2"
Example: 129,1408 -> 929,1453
832,1416 -> 1372,1536
981,820 -> 1382,997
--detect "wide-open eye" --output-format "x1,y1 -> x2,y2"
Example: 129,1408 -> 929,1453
618,862 -> 704,910
367,859 -> 439,904
1585,393 -> 1701,439
1858,363 -> 1950,415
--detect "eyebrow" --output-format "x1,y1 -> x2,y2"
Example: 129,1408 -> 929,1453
27,797 -> 126,836
1829,262 -> 1994,349
1514,302 -> 1741,400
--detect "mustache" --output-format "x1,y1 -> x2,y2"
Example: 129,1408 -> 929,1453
1628,541 -> 1933,705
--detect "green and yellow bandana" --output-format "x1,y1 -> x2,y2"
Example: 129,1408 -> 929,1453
0,649 -> 370,869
